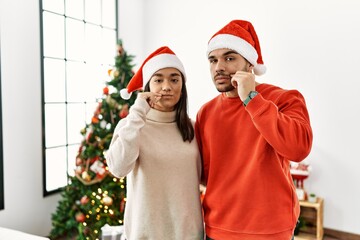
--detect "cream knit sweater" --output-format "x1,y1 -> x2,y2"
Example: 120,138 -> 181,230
106,98 -> 204,240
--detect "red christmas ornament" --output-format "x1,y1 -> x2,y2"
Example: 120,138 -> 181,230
94,102 -> 102,115
78,145 -> 83,153
92,116 -> 99,124
120,198 -> 126,213
75,212 -> 85,222
76,157 -> 82,166
117,44 -> 124,56
103,86 -> 109,95
80,195 -> 89,205
96,171 -> 106,180
119,104 -> 129,118
90,156 -> 100,164
86,132 -> 93,142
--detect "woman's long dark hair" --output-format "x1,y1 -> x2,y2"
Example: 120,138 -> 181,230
144,73 -> 194,142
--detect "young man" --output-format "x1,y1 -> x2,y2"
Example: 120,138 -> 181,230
195,20 -> 313,240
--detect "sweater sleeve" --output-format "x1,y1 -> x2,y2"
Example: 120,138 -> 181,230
106,98 -> 150,178
246,90 -> 313,162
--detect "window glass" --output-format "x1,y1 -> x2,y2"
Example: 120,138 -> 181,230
67,144 -> 79,177
66,61 -> 87,102
45,147 -> 68,192
66,18 -> 85,61
43,0 -> 64,14
43,12 -> 65,58
85,102 -> 99,124
65,0 -> 84,19
41,0 -> 118,196
102,0 -> 116,28
85,24 -> 102,63
102,29 -> 117,64
67,103 -> 86,144
45,104 -> 67,147
84,63 -> 104,101
85,0 -> 101,24
44,58 -> 66,102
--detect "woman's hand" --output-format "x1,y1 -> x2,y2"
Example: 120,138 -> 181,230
138,92 -> 162,108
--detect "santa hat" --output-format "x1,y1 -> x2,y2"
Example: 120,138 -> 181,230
207,20 -> 266,76
120,46 -> 186,99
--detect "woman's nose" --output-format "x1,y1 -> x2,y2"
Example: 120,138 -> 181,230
162,86 -> 171,91
162,81 -> 171,91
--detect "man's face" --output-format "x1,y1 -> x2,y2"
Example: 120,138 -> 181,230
208,48 -> 249,93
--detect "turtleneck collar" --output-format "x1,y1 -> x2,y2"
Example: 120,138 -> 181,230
146,108 -> 176,123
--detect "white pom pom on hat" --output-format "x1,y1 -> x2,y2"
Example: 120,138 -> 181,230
120,46 -> 186,100
207,20 -> 267,76
120,88 -> 132,100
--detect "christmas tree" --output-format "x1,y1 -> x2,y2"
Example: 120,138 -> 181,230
50,40 -> 137,240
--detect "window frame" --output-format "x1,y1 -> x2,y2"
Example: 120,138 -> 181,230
0,34 -> 4,210
39,0 -> 119,196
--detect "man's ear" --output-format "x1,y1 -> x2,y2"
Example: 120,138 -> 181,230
248,64 -> 254,73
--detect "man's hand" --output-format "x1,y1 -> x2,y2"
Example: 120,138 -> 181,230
230,66 -> 255,101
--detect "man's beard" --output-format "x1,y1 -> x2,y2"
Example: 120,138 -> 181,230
216,84 -> 235,92
214,65 -> 249,93
213,72 -> 235,92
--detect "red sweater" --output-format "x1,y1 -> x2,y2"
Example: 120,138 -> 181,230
195,84 -> 313,239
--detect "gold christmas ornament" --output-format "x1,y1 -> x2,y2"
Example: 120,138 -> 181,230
81,171 -> 91,181
102,196 -> 113,206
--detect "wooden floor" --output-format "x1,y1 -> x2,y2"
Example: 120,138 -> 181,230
54,234 -> 340,240
54,236 -> 342,240
295,236 -> 338,240
53,229 -> 355,240
295,233 -> 342,240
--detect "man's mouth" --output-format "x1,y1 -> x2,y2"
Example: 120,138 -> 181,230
215,74 -> 231,82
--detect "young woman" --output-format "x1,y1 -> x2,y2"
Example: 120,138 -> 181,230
106,46 -> 204,240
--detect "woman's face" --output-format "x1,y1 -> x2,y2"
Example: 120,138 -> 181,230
149,67 -> 183,112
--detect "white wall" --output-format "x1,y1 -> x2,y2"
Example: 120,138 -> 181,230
120,0 -> 360,235
118,0 -> 145,68
0,0 -> 61,236
0,0 -> 359,237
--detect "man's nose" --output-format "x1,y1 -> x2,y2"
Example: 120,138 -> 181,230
215,60 -> 225,72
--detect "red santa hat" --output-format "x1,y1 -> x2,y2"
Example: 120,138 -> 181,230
207,20 -> 266,76
120,46 -> 186,99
